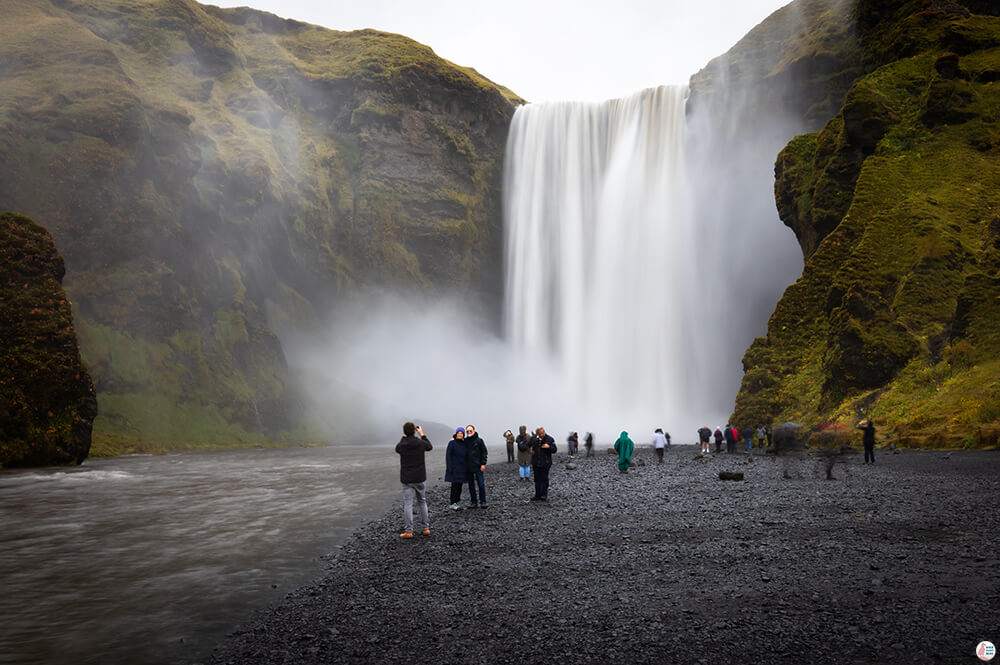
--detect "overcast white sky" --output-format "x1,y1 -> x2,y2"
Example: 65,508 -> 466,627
208,0 -> 791,102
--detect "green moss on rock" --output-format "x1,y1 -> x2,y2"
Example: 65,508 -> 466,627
733,0 -> 1000,447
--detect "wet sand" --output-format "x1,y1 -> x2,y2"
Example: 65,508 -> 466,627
209,446 -> 1000,665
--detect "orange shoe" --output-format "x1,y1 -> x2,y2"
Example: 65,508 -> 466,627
399,531 -> 414,539
421,529 -> 431,536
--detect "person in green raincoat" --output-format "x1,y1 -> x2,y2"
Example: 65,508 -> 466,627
614,431 -> 634,473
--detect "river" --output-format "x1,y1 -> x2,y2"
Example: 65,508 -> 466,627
0,445 -> 441,665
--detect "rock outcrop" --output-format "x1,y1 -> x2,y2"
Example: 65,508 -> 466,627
0,0 -> 519,452
0,212 -> 98,467
729,0 -> 1000,447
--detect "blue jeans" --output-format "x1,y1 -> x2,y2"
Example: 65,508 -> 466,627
519,465 -> 531,478
744,438 -> 752,451
468,469 -> 487,505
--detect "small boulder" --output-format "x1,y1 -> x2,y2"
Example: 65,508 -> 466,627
719,471 -> 745,481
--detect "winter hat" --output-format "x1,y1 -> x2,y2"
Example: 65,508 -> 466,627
455,427 -> 465,436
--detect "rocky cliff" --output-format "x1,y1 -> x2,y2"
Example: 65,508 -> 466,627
0,0 -> 519,453
0,212 -> 98,467
723,0 -> 1000,447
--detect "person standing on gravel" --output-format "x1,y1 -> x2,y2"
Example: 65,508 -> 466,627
614,431 -> 634,473
445,427 -> 469,511
529,426 -> 556,500
741,425 -> 754,452
858,419 -> 876,464
724,424 -> 736,454
757,425 -> 766,449
395,422 -> 433,538
652,428 -> 668,464
584,432 -> 594,457
714,426 -> 724,453
516,425 -> 532,481
504,429 -> 515,463
465,425 -> 488,509
697,425 -> 712,454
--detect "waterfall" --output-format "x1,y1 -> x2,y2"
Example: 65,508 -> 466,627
503,86 -> 709,432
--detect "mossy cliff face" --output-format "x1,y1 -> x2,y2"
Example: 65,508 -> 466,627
733,0 -> 1000,447
0,0 -> 518,453
0,212 -> 98,467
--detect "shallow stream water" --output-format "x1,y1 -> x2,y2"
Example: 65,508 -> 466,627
0,445 -> 440,665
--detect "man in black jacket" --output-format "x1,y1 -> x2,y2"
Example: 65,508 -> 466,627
465,425 -> 488,509
395,421 -> 433,538
529,427 -> 557,501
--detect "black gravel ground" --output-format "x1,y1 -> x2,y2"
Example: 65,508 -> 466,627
209,446 -> 1000,665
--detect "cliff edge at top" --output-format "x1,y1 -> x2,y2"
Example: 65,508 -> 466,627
0,0 -> 520,453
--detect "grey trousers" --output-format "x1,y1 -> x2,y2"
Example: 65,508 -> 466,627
402,482 -> 429,532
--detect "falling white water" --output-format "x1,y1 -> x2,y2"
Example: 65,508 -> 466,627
504,85 -> 710,432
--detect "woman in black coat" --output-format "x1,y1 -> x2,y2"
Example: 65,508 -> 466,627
445,428 -> 468,510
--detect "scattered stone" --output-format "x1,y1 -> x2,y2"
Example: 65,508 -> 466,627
719,471 -> 745,481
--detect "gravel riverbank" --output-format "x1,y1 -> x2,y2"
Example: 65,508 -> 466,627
209,446 -> 1000,665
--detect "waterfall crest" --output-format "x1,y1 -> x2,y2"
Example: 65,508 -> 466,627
503,86 -> 707,430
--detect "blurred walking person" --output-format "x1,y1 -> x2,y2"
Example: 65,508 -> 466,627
724,424 -> 736,454
742,425 -> 754,452
584,432 -> 594,457
757,426 -> 766,449
713,426 -> 724,453
858,419 -> 876,464
652,428 -> 668,464
395,422 -> 432,538
567,431 -> 579,457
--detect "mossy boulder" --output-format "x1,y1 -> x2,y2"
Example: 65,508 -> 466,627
0,212 -> 98,467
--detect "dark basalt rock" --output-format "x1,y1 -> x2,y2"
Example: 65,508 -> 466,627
0,212 -> 97,467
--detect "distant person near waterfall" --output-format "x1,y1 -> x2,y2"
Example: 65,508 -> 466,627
858,419 -> 876,464
504,429 -> 515,463
584,432 -> 594,457
714,426 -> 724,453
516,425 -> 532,480
395,422 -> 432,539
567,431 -> 579,457
724,424 -> 736,454
652,428 -> 668,464
697,426 -> 712,454
614,431 -> 634,473
529,427 -> 556,500
742,426 -> 754,452
465,425 -> 488,509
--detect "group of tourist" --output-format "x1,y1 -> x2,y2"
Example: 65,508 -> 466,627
697,424 -> 773,454
394,419 -> 877,538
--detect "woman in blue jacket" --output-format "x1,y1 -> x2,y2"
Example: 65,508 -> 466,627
445,428 -> 469,510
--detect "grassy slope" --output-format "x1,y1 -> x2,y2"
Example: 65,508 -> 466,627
0,0 -> 517,454
733,3 -> 1000,448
